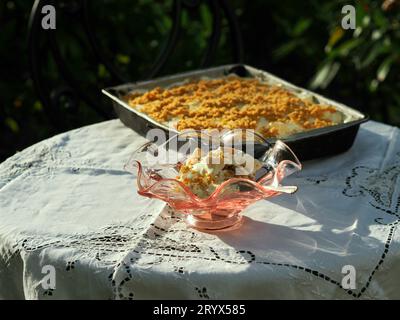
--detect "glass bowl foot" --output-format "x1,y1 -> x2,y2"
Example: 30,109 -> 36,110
186,212 -> 243,231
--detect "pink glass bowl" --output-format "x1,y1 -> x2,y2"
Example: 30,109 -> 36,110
125,130 -> 302,231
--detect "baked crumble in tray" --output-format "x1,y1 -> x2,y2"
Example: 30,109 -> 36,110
102,64 -> 368,161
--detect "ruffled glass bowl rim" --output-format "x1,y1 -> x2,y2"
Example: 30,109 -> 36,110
128,139 -> 302,203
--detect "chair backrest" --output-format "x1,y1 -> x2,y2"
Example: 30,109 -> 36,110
28,0 -> 244,130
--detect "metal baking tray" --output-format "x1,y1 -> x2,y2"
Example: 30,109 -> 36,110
102,64 -> 368,161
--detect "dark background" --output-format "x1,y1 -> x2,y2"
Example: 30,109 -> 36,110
1,0 -> 399,162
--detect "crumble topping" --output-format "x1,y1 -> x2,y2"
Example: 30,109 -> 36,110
176,147 -> 262,198
124,76 -> 344,138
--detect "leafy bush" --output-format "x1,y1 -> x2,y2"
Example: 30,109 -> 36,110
0,0 -> 399,162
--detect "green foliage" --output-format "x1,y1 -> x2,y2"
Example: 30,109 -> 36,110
266,0 -> 400,123
0,0 -> 399,162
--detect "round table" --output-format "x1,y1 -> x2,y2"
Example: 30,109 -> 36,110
1,119 -> 400,299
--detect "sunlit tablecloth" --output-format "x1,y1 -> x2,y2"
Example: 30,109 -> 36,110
1,119 -> 400,299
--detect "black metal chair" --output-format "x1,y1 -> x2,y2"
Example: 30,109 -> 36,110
28,0 -> 244,130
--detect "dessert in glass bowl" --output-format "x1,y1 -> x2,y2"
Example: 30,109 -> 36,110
176,146 -> 263,199
125,130 -> 301,231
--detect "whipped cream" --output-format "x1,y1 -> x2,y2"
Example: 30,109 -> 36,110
177,147 -> 262,198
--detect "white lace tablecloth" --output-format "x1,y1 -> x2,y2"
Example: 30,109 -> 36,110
1,119 -> 400,300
